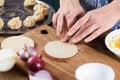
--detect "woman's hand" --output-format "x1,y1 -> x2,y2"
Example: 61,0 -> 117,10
52,0 -> 85,38
66,1 -> 120,43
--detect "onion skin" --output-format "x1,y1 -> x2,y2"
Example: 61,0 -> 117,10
18,47 -> 39,61
27,47 -> 39,57
27,56 -> 44,72
28,70 -> 53,80
18,48 -> 29,61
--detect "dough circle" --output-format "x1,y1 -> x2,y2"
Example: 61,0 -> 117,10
44,41 -> 78,59
1,36 -> 34,53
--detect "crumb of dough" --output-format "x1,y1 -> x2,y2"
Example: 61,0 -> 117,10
33,3 -> 47,11
0,18 -> 4,29
23,16 -> 36,28
24,0 -> 36,7
7,17 -> 22,30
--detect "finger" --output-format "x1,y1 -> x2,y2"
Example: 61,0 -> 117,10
84,28 -> 106,42
66,10 -> 82,29
61,18 -> 68,40
84,18 -> 95,28
52,13 -> 59,28
61,26 -> 71,42
61,28 -> 70,42
67,13 -> 90,36
70,24 -> 99,43
76,19 -> 95,34
56,13 -> 64,36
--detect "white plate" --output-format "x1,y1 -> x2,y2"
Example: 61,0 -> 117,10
75,63 -> 115,80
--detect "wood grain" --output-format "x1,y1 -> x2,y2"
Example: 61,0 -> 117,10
22,25 -> 120,80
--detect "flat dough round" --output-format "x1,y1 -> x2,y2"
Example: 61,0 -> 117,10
44,41 -> 78,58
1,36 -> 34,53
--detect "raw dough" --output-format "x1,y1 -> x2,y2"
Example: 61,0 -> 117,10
33,4 -> 47,11
44,41 -> 78,58
7,17 -> 22,30
33,11 -> 44,22
35,8 -> 48,16
41,8 -> 49,16
0,0 -> 4,6
23,16 -> 36,28
24,0 -> 36,7
1,36 -> 34,53
0,18 -> 4,29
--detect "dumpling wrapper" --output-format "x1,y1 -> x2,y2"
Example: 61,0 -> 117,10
44,41 -> 78,59
1,36 -> 34,53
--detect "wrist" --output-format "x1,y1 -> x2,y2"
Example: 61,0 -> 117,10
109,0 -> 120,30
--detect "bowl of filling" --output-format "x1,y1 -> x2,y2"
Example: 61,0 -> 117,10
105,29 -> 120,58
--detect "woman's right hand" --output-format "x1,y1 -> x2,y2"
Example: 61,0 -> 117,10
52,0 -> 85,40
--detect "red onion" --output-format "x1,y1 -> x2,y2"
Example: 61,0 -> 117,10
27,47 -> 39,57
27,56 -> 44,72
29,70 -> 53,80
18,47 -> 39,61
18,48 -> 29,61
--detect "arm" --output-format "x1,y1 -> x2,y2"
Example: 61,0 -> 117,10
66,0 -> 120,43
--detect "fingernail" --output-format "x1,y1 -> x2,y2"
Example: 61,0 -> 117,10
69,40 -> 73,44
61,38 -> 66,42
70,39 -> 76,43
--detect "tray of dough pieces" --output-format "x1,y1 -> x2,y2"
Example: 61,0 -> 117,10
0,0 -> 55,34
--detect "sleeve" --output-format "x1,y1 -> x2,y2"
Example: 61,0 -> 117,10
80,0 -> 112,11
112,20 -> 120,30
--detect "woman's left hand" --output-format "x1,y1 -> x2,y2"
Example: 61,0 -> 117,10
65,1 -> 120,43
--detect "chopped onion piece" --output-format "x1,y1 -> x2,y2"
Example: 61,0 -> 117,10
29,70 -> 53,80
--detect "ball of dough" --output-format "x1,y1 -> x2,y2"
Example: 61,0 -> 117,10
0,0 -> 5,6
33,4 -> 47,11
23,16 -> 36,28
33,11 -> 44,22
36,8 -> 49,16
24,0 -> 36,7
7,17 -> 22,30
0,18 -> 4,29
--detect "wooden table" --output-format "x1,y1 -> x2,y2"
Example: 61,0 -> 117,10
0,26 -> 120,80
